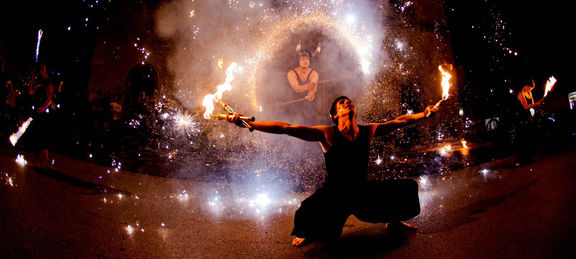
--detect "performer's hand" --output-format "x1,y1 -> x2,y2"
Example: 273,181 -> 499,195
424,105 -> 439,118
226,113 -> 247,128
535,99 -> 544,106
305,93 -> 315,101
306,83 -> 316,101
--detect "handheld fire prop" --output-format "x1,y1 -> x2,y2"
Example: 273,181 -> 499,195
202,62 -> 255,131
9,117 -> 33,146
434,64 -> 453,108
543,75 -> 557,98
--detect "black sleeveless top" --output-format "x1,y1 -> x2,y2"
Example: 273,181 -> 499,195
519,93 -> 534,120
323,125 -> 371,187
292,68 -> 314,85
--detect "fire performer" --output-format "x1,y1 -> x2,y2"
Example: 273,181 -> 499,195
19,63 -> 55,168
287,50 -> 319,102
227,96 -> 439,246
514,79 -> 544,167
517,80 -> 543,114
285,50 -> 320,124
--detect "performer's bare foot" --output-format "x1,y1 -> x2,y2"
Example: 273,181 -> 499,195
291,237 -> 307,247
386,221 -> 418,232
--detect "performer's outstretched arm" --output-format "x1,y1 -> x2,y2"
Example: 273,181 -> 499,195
229,116 -> 331,143
369,105 -> 437,138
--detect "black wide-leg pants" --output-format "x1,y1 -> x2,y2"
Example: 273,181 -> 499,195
291,179 -> 421,241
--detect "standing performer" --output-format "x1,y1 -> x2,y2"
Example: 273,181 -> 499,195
228,96 -> 439,246
514,80 -> 543,167
21,63 -> 55,168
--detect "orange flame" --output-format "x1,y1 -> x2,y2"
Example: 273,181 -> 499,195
438,64 -> 453,100
202,62 -> 238,119
543,76 -> 557,97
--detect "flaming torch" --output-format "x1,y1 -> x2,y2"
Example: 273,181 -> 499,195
435,64 -> 453,108
9,117 -> 33,146
202,62 -> 255,131
543,76 -> 557,98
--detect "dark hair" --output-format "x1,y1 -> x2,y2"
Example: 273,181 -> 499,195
299,50 -> 311,58
329,96 -> 350,124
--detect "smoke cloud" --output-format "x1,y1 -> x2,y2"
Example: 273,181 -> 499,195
152,0 -> 456,195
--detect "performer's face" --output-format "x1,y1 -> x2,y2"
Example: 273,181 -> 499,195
299,56 -> 310,68
334,98 -> 356,121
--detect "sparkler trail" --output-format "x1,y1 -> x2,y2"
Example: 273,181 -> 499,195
35,29 -> 43,62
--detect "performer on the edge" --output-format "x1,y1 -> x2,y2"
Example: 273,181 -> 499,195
23,63 -> 55,168
228,96 -> 439,246
514,79 -> 543,167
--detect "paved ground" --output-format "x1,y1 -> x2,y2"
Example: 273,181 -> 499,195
1,143 -> 575,258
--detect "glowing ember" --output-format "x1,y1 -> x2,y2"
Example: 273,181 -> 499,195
461,139 -> 468,148
202,62 -> 239,119
217,57 -> 224,69
375,156 -> 383,165
126,225 -> 134,235
9,117 -> 33,146
543,76 -> 557,97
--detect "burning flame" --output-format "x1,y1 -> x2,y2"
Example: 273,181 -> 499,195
461,139 -> 468,148
9,117 -> 33,146
439,144 -> 452,156
438,64 -> 453,100
543,76 -> 557,97
202,62 -> 238,119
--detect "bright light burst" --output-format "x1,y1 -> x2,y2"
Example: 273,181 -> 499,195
174,112 -> 197,131
15,154 -> 27,166
250,193 -> 272,208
